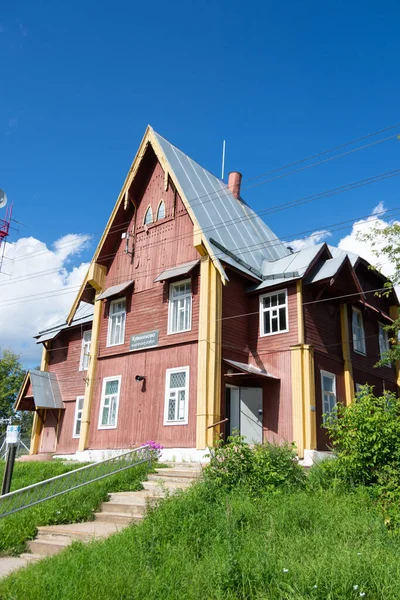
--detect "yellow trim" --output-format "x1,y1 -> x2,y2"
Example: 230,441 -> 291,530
196,256 -> 223,449
389,305 -> 400,389
291,345 -> 304,457
297,280 -> 304,344
290,343 -> 317,458
340,303 -> 354,405
78,293 -> 103,452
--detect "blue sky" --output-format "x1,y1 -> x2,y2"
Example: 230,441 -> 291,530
1,0 -> 400,363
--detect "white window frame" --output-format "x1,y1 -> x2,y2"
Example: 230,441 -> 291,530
156,199 -> 166,221
168,279 -> 192,335
321,370 -> 337,425
378,322 -> 390,365
352,307 -> 366,355
164,366 -> 189,426
79,329 -> 92,371
98,375 -> 122,430
73,396 -> 84,438
259,289 -> 289,337
144,206 -> 153,225
107,298 -> 126,347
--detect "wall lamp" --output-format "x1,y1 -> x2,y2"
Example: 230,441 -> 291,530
135,375 -> 146,382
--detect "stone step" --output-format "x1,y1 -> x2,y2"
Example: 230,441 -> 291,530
28,538 -> 71,557
101,501 -> 147,515
19,553 -> 42,563
95,511 -> 143,525
142,480 -> 190,494
148,474 -> 197,485
156,468 -> 202,479
36,521 -> 124,543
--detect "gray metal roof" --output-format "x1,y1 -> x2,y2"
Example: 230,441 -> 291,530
250,244 -> 325,291
224,358 -> 278,379
35,302 -> 94,343
153,129 -> 291,278
97,280 -> 134,300
328,245 -> 359,267
154,260 -> 199,283
307,255 -> 347,284
29,370 -> 64,409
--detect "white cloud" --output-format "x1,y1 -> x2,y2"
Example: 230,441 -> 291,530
338,202 -> 399,279
289,229 -> 332,252
0,233 -> 90,365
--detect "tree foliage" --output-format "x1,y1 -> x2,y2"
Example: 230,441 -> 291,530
0,349 -> 25,420
325,385 -> 400,485
358,221 -> 400,365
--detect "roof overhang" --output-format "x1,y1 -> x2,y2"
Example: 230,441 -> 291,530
223,358 -> 279,380
154,260 -> 200,283
15,371 -> 64,412
97,280 -> 134,301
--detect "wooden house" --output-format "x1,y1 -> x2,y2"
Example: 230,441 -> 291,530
16,126 -> 400,463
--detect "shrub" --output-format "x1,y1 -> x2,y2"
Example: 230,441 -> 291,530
325,386 -> 400,485
204,432 -> 305,495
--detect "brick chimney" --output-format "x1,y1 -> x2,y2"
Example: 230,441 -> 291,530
228,171 -> 242,199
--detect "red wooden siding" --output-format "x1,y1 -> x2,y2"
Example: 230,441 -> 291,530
304,286 -> 343,359
314,352 -> 345,450
222,269 -> 250,362
46,327 -> 90,453
88,343 -> 198,449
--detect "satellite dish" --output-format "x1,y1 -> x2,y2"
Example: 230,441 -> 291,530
0,189 -> 7,209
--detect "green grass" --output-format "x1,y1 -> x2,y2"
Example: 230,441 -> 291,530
1,483 -> 400,599
0,459 -> 151,556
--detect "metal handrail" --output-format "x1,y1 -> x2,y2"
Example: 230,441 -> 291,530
207,418 -> 229,429
0,444 -> 152,518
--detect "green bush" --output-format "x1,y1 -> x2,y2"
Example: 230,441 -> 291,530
325,386 -> 400,485
205,432 -> 305,495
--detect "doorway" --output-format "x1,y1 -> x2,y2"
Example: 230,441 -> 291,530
39,410 -> 57,453
226,385 -> 263,444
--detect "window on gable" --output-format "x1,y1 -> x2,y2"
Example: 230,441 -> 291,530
378,322 -> 391,365
168,280 -> 192,334
259,290 -> 288,337
98,376 -> 121,429
321,370 -> 337,425
156,200 -> 166,221
352,307 -> 366,355
73,396 -> 84,438
164,367 -> 189,425
79,330 -> 92,371
144,206 -> 153,225
107,298 -> 126,347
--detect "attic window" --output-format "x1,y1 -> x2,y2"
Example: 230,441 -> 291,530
144,206 -> 153,225
156,200 -> 166,221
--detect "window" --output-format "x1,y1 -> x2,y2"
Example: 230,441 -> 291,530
73,396 -> 84,438
352,307 -> 366,355
259,289 -> 288,337
321,370 -> 337,425
107,298 -> 126,347
79,330 -> 92,371
168,280 -> 192,334
98,376 -> 121,429
164,367 -> 189,425
144,206 -> 153,225
156,200 -> 166,221
379,322 -> 390,364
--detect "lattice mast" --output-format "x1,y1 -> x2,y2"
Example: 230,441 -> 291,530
0,189 -> 12,274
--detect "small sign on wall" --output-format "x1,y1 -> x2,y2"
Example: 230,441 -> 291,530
6,425 -> 21,445
130,330 -> 159,352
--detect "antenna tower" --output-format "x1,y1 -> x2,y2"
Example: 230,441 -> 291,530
0,189 -> 12,274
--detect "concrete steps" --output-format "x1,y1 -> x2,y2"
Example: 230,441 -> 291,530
0,463 -> 202,579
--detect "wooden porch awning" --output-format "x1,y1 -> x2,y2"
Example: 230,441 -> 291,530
96,280 -> 134,301
154,260 -> 200,283
15,371 -> 64,412
223,358 -> 279,380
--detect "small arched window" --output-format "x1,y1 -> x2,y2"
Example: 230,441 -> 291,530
156,200 -> 166,221
144,206 -> 153,225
